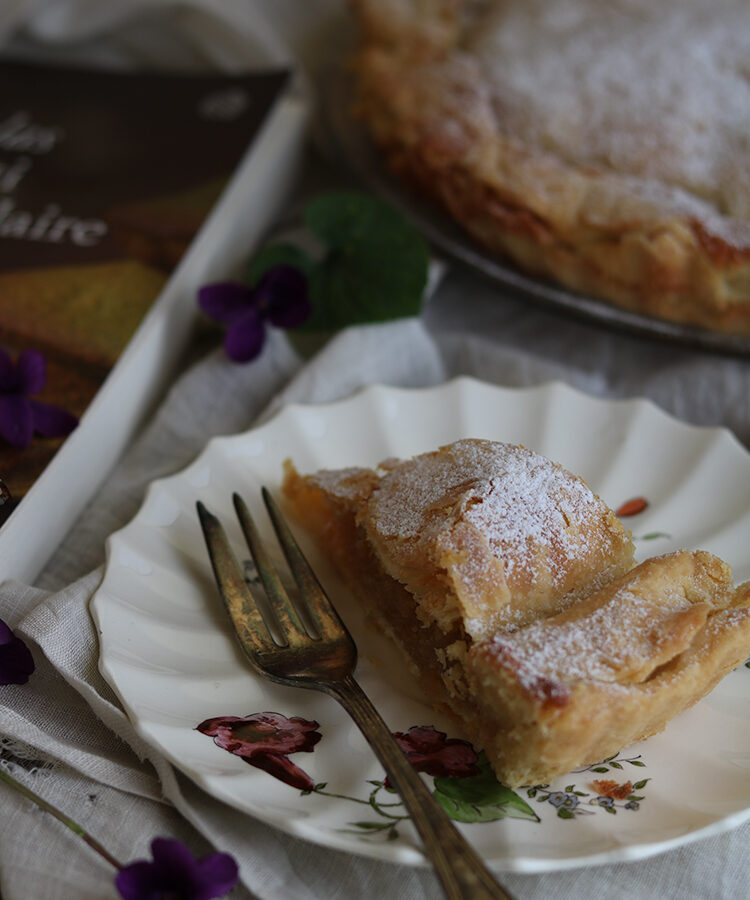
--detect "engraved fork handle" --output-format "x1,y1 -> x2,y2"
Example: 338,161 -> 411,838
325,674 -> 516,900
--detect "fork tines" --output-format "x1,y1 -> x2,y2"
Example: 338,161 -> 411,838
196,490 -> 355,667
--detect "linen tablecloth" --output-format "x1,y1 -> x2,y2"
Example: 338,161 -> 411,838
2,2 -> 750,898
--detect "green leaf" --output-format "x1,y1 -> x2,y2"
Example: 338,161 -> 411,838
629,760 -> 646,767
432,752 -> 539,824
245,242 -> 314,286
610,762 -> 623,769
557,808 -> 575,819
591,767 -> 609,773
302,191 -> 430,330
633,779 -> 649,790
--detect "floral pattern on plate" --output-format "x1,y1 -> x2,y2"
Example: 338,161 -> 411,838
197,713 -> 652,837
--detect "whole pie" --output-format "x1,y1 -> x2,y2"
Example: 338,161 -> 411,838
282,439 -> 750,786
350,0 -> 750,335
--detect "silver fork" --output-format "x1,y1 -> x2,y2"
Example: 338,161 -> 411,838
197,489 -> 515,900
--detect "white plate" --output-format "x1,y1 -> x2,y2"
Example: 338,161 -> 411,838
91,378 -> 750,872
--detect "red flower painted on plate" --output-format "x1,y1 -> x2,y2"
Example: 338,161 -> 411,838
196,711 -> 321,791
591,779 -> 633,800
616,497 -> 648,517
391,725 -> 480,783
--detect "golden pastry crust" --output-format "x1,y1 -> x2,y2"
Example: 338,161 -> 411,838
282,439 -> 750,786
283,439 -> 635,638
469,550 -> 750,785
350,0 -> 750,334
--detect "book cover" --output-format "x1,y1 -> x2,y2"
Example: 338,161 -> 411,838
0,60 -> 291,517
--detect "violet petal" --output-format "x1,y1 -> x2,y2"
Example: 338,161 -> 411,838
16,349 -> 46,395
0,348 -> 14,391
0,619 -> 13,644
268,291 -> 312,330
0,634 -> 35,685
224,308 -> 265,362
198,282 -> 254,325
30,400 -> 78,438
115,839 -> 238,900
116,840 -> 195,900
149,836 -> 199,873
254,266 -> 311,329
0,395 -> 34,449
114,860 -> 161,900
194,853 -> 240,900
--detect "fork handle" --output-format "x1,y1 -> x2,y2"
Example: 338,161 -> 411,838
326,674 -> 515,900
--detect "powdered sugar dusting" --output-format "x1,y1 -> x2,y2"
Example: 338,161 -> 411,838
499,592 -> 658,687
471,0 -> 750,221
370,439 -> 605,583
489,587 -> 696,698
306,467 -> 367,496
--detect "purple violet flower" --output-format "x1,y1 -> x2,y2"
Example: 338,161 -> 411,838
115,837 -> 238,900
0,348 -> 78,449
198,265 -> 310,363
0,618 -> 35,685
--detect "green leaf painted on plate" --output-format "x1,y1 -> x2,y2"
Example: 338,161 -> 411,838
638,532 -> 672,541
432,752 -> 539,824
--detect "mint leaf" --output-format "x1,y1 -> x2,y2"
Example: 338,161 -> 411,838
302,191 -> 429,330
432,752 -> 539,824
245,242 -> 314,286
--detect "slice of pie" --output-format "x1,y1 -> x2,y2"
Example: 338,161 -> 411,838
350,0 -> 750,334
282,439 -> 750,786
